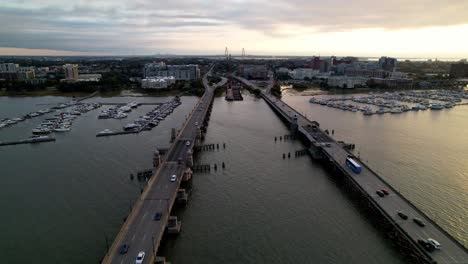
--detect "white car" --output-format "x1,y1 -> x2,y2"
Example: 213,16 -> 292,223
170,174 -> 177,182
195,122 -> 198,126
427,238 -> 441,250
185,140 -> 191,146
135,251 -> 145,264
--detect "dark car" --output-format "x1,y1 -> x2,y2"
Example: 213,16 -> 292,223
119,244 -> 129,254
376,190 -> 385,197
381,189 -> 390,195
153,212 -> 162,221
417,239 -> 435,252
397,211 -> 408,220
413,218 -> 425,227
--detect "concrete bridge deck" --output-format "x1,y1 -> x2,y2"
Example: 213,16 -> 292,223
102,70 -> 220,264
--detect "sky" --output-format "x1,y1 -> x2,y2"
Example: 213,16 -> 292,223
1,0 -> 468,58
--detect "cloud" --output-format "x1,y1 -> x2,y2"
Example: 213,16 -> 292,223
0,0 -> 467,54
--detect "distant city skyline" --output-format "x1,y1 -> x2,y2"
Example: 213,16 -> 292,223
1,0 -> 468,58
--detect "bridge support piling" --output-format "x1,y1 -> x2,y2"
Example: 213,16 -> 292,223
166,216 -> 181,235
153,149 -> 161,168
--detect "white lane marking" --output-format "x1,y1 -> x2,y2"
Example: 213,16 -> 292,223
142,233 -> 147,241
120,259 -> 124,264
131,234 -> 136,241
142,211 -> 148,218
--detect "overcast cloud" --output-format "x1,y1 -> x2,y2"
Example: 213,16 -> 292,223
1,0 -> 467,55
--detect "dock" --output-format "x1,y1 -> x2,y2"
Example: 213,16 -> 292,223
236,76 -> 468,264
0,137 -> 56,147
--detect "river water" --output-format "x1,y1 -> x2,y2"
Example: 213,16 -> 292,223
0,90 -> 466,263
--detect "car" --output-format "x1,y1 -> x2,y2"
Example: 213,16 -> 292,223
427,238 -> 441,250
198,108 -> 202,111
136,251 -> 145,264
178,158 -> 183,164
381,189 -> 390,195
153,212 -> 162,221
376,190 -> 385,197
413,218 -> 425,227
325,143 -> 331,147
170,174 -> 177,182
195,122 -> 198,126
186,140 -> 191,146
417,239 -> 435,252
397,211 -> 408,220
119,244 -> 129,254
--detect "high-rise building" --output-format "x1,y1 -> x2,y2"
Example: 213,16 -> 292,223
378,56 -> 397,71
0,63 -> 19,73
144,62 -> 200,80
63,64 -> 79,80
239,64 -> 268,79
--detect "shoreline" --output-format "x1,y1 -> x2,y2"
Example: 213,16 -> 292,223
0,89 -> 199,98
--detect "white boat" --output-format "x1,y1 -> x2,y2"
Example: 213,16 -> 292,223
32,128 -> 52,134
123,124 -> 140,130
391,108 -> 402,114
431,104 -> 444,110
114,112 -> 128,119
12,117 -> 24,122
98,112 -> 111,119
376,108 -> 385,114
53,127 -> 71,132
0,123 -> 6,128
119,106 -> 132,112
97,129 -> 113,135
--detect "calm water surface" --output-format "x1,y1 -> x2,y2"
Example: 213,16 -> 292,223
0,90 -> 465,263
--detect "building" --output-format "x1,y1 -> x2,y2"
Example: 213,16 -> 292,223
327,76 -> 368,88
0,63 -> 35,81
0,63 -> 19,73
378,56 -> 397,71
144,62 -> 200,80
450,63 -> 468,78
141,76 -> 176,89
309,56 -> 333,72
289,68 -> 320,80
369,78 -> 413,89
77,74 -> 102,82
240,64 -> 268,79
345,68 -> 388,78
389,71 -> 409,79
63,64 -> 79,80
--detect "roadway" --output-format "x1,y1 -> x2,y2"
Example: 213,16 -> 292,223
103,68 -> 220,264
237,76 -> 468,263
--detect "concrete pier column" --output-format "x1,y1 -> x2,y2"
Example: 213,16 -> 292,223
182,168 -> 193,181
196,127 -> 202,140
176,188 -> 189,205
186,149 -> 193,167
167,216 -> 181,234
170,128 -> 176,142
153,149 -> 161,168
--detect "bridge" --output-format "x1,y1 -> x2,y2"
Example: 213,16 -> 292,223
236,76 -> 468,264
102,68 -> 225,264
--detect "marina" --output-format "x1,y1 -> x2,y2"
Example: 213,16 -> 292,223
309,90 -> 468,115
96,97 -> 181,137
